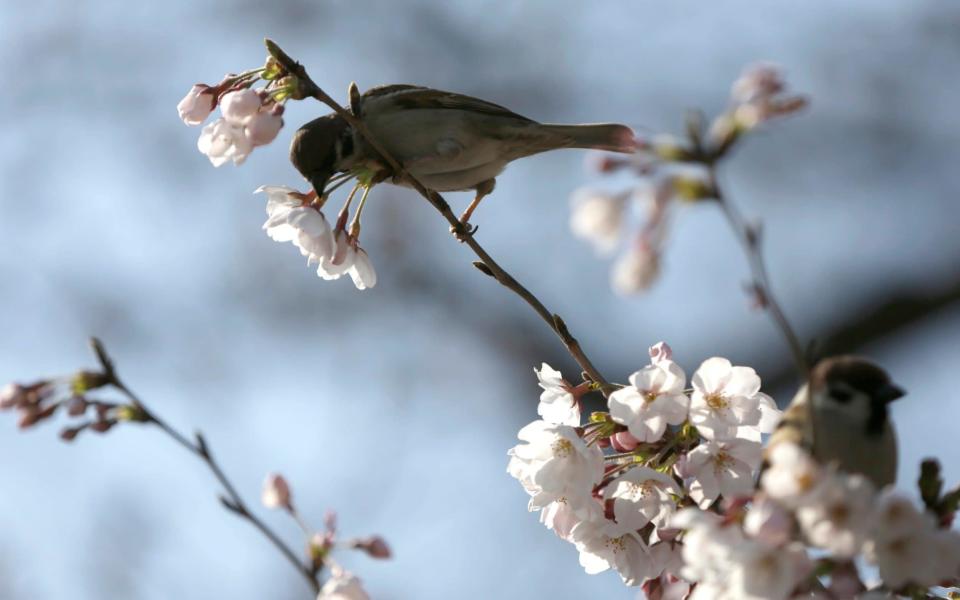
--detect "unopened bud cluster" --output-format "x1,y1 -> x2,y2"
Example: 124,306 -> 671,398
1,370 -> 147,441
570,63 -> 807,294
259,473 -> 390,599
177,56 -> 297,166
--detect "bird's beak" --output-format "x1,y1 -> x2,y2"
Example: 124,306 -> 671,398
879,383 -> 906,403
310,171 -> 333,198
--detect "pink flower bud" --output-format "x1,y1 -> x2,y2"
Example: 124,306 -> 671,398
352,535 -> 391,559
177,84 -> 215,126
610,431 -> 640,452
90,419 -> 116,433
220,89 -> 261,125
67,395 -> 88,417
261,473 -> 292,509
244,111 -> 283,147
60,426 -> 84,442
0,382 -> 25,409
648,341 -> 673,364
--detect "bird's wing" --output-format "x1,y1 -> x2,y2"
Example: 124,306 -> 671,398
361,85 -> 536,124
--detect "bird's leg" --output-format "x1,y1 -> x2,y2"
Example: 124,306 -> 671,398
456,178 -> 496,237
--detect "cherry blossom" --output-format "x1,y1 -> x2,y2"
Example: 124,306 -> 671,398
257,186 -> 335,263
607,360 -> 688,443
220,89 -> 262,124
534,363 -> 580,426
507,420 -> 604,512
682,438 -> 761,508
761,442 -> 823,507
611,241 -> 659,294
569,189 -> 628,254
261,473 -> 292,510
569,520 -> 652,585
177,84 -> 215,126
795,473 -> 875,557
604,467 -> 681,531
198,118 -> 253,166
689,357 -> 762,440
348,247 -> 377,290
316,568 -> 369,600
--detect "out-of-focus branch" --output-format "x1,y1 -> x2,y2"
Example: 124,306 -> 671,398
89,338 -> 320,595
264,39 -> 613,396
707,167 -> 810,376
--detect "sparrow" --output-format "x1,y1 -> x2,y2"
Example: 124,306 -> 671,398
767,355 -> 905,488
289,83 -> 636,225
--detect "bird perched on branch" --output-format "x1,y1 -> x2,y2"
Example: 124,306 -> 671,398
289,83 -> 636,226
767,356 -> 905,488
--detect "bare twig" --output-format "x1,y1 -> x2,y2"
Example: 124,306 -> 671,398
90,338 -> 320,595
705,169 -> 810,375
264,39 -> 613,395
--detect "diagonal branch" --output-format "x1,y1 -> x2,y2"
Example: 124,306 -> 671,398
706,168 -> 810,376
265,39 -> 613,395
90,338 -> 320,595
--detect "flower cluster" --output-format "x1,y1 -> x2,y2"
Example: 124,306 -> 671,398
261,474 -> 390,600
672,444 -> 960,598
177,61 -> 292,166
257,185 -> 377,289
570,63 -> 807,294
507,342 -> 779,587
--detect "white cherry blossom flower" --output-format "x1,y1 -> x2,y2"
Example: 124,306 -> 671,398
726,541 -> 811,600
198,117 -> 252,166
864,490 -> 960,588
177,84 -> 215,125
604,467 -> 681,531
672,508 -> 744,585
317,230 -> 356,280
608,360 -> 688,443
689,357 -> 762,440
682,438 -> 761,508
761,443 -> 823,507
257,186 -> 334,263
507,420 -> 604,512
570,520 -> 652,585
534,363 -> 580,427
539,497 -> 603,541
245,109 -> 284,146
743,495 -> 792,547
795,473 -> 875,557
317,568 -> 369,600
220,88 -> 261,124
569,189 -> 628,254
737,392 -> 781,441
611,241 -> 660,294
348,248 -> 377,290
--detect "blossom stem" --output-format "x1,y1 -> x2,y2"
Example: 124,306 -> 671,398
90,338 -> 321,595
335,183 -> 362,230
348,186 -> 372,238
707,167 -> 809,376
265,39 -> 614,396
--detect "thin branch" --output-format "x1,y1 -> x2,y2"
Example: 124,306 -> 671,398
706,168 -> 810,376
91,339 -> 320,595
264,39 -> 613,395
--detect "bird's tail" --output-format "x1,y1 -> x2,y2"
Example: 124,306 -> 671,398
541,123 -> 637,154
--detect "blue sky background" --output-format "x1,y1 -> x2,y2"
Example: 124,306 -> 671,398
2,1 -> 959,598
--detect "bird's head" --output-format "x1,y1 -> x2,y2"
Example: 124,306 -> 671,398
289,114 -> 353,197
810,356 -> 905,436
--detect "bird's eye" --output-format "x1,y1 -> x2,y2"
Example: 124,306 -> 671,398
831,388 -> 853,404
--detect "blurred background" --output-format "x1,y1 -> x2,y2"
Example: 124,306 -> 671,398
2,0 -> 959,598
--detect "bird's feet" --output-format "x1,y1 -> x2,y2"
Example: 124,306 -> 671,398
449,220 -> 478,242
